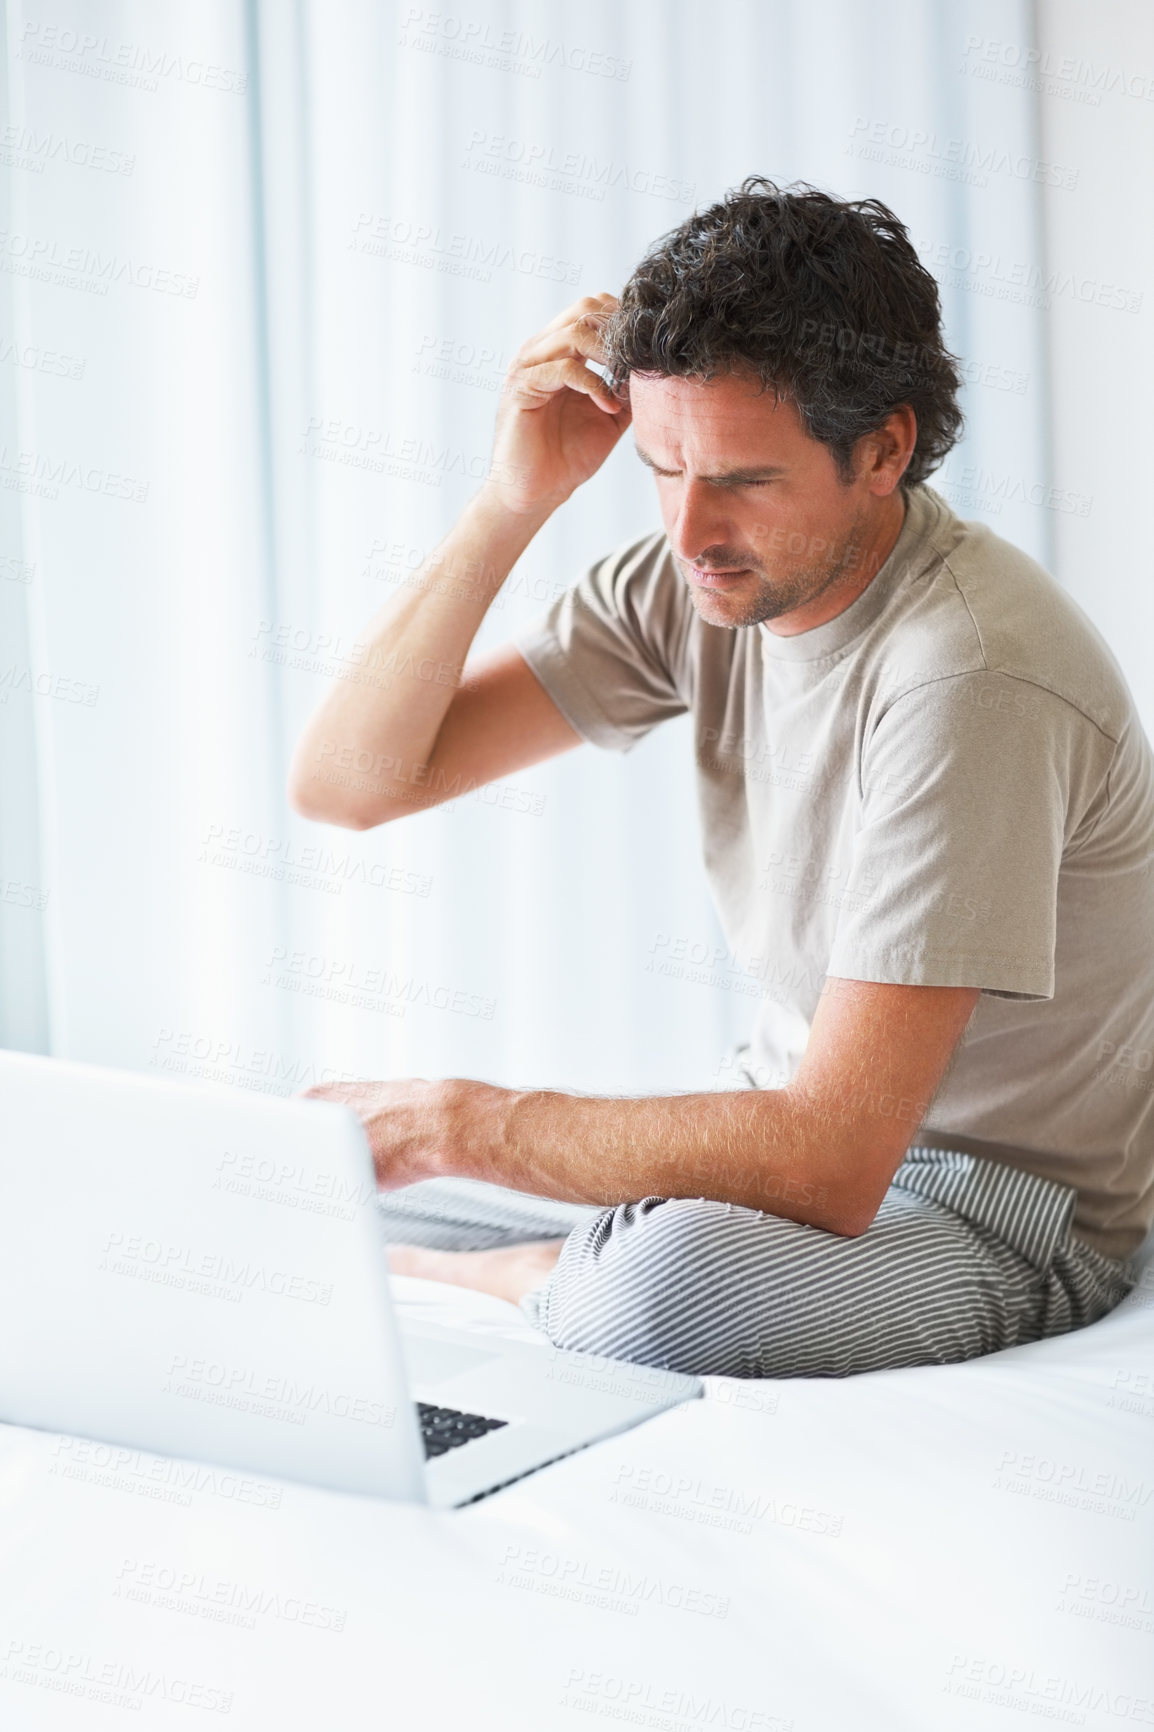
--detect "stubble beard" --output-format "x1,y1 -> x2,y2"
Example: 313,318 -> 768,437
678,509 -> 870,630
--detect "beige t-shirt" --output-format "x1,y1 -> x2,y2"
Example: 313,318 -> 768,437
514,484 -> 1154,1260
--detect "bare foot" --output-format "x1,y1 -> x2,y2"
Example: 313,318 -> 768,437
386,1239 -> 566,1305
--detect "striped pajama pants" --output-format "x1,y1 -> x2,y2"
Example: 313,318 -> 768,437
378,1147 -> 1136,1379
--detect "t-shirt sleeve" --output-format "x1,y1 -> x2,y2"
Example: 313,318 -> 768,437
826,672 -> 1111,1001
512,530 -> 692,751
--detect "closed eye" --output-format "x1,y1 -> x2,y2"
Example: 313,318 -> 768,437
634,448 -> 785,488
646,471 -> 779,488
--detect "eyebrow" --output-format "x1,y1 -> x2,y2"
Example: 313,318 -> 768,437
633,446 -> 788,483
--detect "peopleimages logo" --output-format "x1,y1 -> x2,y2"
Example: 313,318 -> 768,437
0,443 -> 148,502
0,124 -> 134,175
561,1668 -> 791,1731
99,1231 -> 334,1308
349,211 -> 582,287
497,1543 -> 730,1619
198,820 -> 433,900
944,1653 -> 1154,1723
463,129 -> 694,203
1057,1569 -> 1153,1634
163,1353 -> 396,1430
846,115 -> 1078,190
994,1449 -> 1153,1520
960,33 -> 1154,103
0,1638 -> 233,1715
263,944 -> 498,1021
610,1464 -> 843,1538
0,664 -> 99,705
0,338 -> 86,380
914,236 -> 1143,315
398,7 -> 632,81
0,229 -> 198,298
114,1558 -> 348,1633
49,1433 -> 283,1510
213,1148 -> 377,1222
149,1026 -> 362,1097
17,20 -> 247,94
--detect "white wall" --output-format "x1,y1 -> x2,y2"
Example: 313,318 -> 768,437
1038,0 -> 1154,731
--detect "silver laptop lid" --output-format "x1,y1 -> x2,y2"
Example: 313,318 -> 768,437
0,1051 -> 426,1502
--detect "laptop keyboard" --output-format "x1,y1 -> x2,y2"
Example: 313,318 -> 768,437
417,1401 -> 508,1458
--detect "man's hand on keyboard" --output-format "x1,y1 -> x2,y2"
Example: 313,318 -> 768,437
300,1076 -> 502,1191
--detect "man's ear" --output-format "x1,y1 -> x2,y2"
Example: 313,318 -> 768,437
865,405 -> 918,496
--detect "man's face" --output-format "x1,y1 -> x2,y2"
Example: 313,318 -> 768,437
628,370 -> 889,633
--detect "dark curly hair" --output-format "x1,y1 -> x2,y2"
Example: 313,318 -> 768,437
603,177 -> 963,488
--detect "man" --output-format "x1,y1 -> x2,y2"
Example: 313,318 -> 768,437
289,178 -> 1151,1378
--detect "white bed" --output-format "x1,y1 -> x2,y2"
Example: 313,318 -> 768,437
0,1238 -> 1149,1730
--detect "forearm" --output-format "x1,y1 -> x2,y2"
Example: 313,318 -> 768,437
439,1080 -> 878,1237
317,990 -> 972,1242
288,488 -> 551,827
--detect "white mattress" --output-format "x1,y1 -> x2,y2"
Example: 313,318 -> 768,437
0,1241 -> 1150,1730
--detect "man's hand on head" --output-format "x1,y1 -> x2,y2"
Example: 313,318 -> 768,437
482,291 -> 632,517
286,289 -> 626,836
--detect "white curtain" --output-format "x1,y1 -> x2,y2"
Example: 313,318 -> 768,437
0,0 -> 1086,1095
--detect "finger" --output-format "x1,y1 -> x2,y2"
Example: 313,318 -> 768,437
514,316 -> 616,376
301,1079 -> 376,1109
507,355 -> 624,412
517,300 -> 619,365
608,393 -> 633,430
534,292 -> 619,338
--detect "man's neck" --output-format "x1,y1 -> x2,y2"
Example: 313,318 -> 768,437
765,488 -> 909,638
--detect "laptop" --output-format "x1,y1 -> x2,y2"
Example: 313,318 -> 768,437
0,1051 -> 701,1506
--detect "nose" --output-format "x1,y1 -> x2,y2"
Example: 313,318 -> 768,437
667,478 -> 735,567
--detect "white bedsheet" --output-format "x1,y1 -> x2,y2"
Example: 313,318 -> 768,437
0,1244 -> 1150,1731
